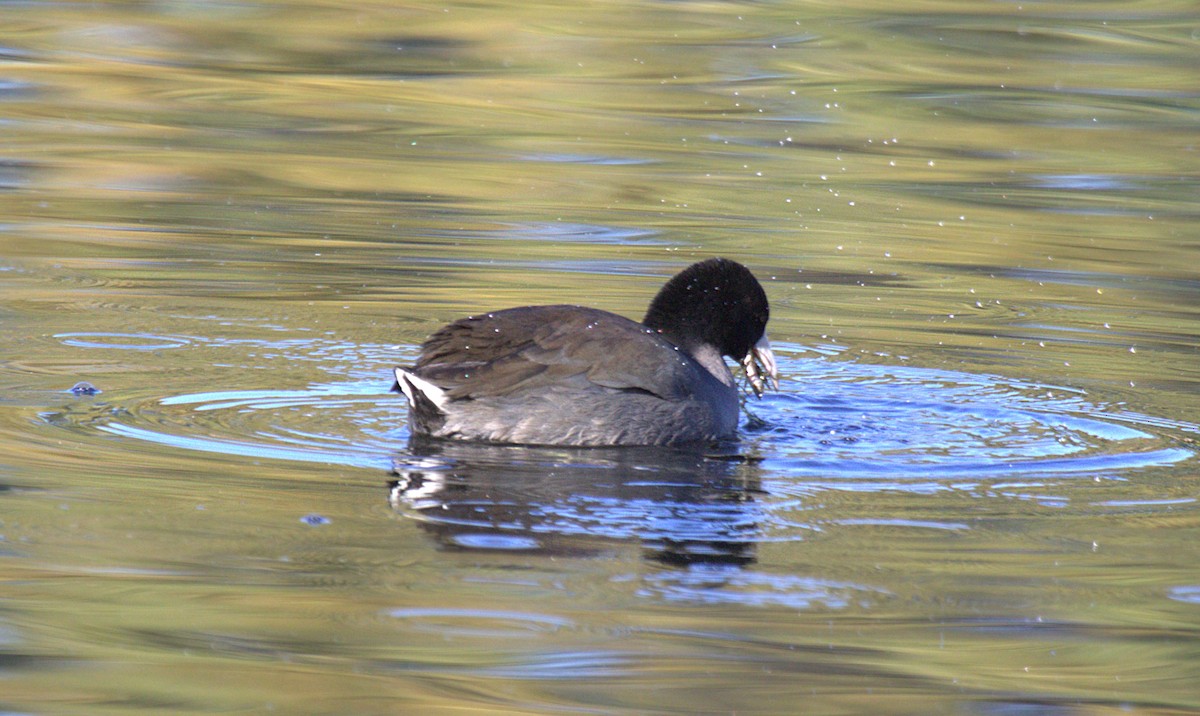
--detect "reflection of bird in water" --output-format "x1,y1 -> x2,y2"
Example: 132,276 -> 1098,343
392,258 -> 777,446
389,440 -> 765,567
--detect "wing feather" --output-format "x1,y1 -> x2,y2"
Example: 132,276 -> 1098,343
413,305 -> 696,400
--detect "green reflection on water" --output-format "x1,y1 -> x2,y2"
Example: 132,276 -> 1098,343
1,0 -> 1199,713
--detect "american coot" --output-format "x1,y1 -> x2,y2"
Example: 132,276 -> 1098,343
392,258 -> 778,447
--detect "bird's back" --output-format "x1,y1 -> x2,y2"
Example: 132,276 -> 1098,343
402,305 -> 739,446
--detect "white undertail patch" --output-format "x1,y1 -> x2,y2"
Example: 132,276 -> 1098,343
394,368 -> 448,410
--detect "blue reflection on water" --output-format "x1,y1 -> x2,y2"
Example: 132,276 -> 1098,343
82,342 -> 1197,482
52,338 -> 1197,591
56,332 -> 193,351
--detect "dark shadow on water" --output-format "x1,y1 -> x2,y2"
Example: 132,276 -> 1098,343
389,437 -> 765,566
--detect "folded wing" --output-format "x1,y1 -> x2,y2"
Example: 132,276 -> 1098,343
414,305 -> 698,401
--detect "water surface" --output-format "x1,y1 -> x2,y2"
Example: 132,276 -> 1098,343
2,1 -> 1200,714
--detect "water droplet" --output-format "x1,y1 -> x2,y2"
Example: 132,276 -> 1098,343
70,381 -> 100,396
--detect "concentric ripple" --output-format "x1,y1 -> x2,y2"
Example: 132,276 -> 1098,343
47,333 -> 411,469
751,355 -> 1195,483
58,342 -> 1194,480
55,332 -> 193,351
95,381 -> 401,469
46,339 -> 1196,563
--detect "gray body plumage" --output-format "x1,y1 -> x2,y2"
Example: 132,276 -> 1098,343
394,305 -> 739,446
